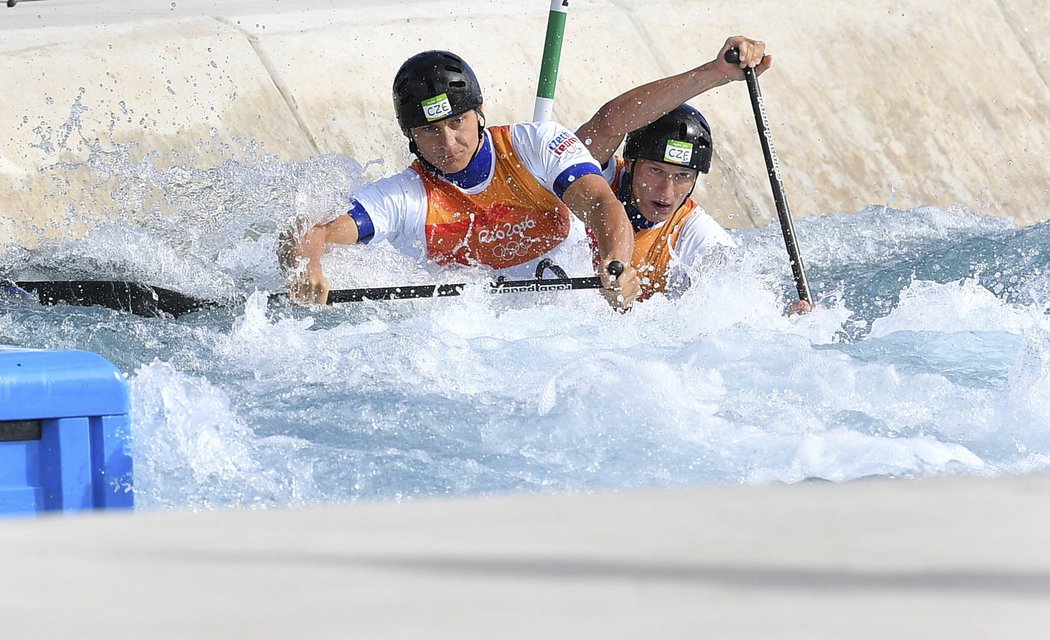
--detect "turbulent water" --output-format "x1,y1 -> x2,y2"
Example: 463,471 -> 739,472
3,139 -> 1050,512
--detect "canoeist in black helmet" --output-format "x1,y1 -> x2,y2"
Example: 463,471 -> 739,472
280,50 -> 640,309
577,36 -> 812,314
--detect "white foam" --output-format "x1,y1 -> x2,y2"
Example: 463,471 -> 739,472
869,278 -> 1039,338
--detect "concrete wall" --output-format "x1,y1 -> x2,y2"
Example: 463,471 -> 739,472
2,0 -> 1048,248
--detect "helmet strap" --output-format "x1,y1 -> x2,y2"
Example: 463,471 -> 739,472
684,179 -> 697,203
470,108 -> 486,163
622,160 -> 656,231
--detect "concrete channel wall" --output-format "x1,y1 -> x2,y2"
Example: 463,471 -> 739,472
1,0 -> 1048,248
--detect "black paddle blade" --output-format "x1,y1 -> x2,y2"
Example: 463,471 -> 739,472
13,281 -> 217,318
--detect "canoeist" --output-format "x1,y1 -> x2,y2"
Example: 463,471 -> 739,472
279,50 -> 640,309
577,36 -> 812,314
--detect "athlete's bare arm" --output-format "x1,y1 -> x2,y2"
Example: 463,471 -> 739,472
278,215 -> 361,304
561,173 -> 640,308
577,35 -> 771,165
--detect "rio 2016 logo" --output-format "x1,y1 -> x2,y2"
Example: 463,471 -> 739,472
478,217 -> 538,244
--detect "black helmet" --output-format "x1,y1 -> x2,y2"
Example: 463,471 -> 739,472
624,104 -> 713,174
392,50 -> 484,134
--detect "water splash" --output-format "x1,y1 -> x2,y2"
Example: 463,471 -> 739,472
4,108 -> 1050,510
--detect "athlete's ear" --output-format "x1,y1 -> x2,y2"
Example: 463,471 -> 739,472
475,107 -> 486,128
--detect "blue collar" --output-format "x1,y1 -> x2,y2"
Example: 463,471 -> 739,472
619,170 -> 657,232
431,130 -> 493,190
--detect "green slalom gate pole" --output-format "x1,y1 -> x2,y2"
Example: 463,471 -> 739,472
532,0 -> 569,122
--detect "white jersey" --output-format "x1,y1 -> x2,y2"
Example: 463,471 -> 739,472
671,205 -> 736,267
348,121 -> 602,279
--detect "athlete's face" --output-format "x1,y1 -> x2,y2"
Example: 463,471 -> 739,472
410,109 -> 482,174
629,159 -> 699,223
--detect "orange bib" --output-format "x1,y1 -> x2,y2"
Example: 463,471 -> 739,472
632,203 -> 695,298
414,126 -> 572,269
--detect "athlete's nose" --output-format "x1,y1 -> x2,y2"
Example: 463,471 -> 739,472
438,125 -> 458,151
655,175 -> 676,202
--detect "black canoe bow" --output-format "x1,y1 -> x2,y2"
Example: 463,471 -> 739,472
11,280 -> 217,318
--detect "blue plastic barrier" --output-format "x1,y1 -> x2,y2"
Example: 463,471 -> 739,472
0,347 -> 134,515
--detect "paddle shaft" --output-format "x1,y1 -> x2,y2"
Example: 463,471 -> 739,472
327,273 -> 604,303
725,48 -> 812,303
532,0 -> 569,122
334,259 -> 621,302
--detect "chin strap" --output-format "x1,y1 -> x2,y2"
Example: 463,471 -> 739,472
475,108 -> 486,140
620,161 -> 656,232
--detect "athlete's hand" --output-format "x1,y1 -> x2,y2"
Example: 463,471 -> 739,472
290,264 -> 330,305
276,229 -> 302,271
716,36 -> 771,81
278,225 -> 334,305
599,260 -> 640,310
788,299 -> 814,316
